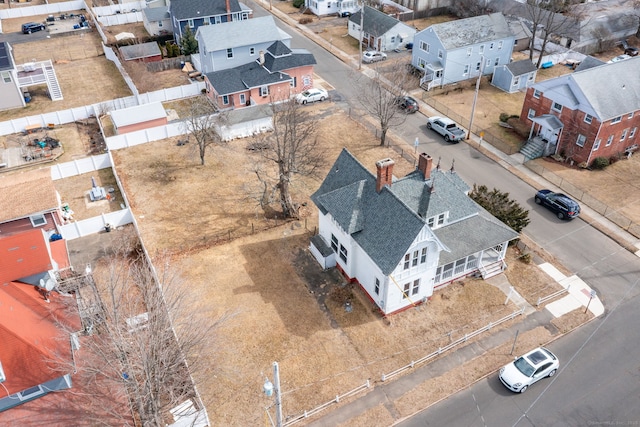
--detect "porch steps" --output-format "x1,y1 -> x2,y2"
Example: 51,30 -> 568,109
43,62 -> 63,101
520,137 -> 545,161
479,260 -> 505,280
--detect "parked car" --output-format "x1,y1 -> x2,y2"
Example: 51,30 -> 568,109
426,116 -> 465,143
608,54 -> 631,63
624,46 -> 639,56
534,189 -> 580,220
295,88 -> 328,104
395,96 -> 419,114
405,42 -> 413,50
22,22 -> 46,34
362,51 -> 387,63
499,347 -> 559,393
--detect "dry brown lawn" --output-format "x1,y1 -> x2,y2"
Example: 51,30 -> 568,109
112,104 -> 569,424
0,32 -> 132,122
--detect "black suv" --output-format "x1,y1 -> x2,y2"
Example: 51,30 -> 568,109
395,96 -> 419,114
22,22 -> 46,34
535,189 -> 580,220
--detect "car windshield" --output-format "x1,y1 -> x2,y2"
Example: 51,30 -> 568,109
301,91 -> 311,96
514,357 -> 535,377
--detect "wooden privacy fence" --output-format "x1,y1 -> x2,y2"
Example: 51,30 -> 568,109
380,307 -> 525,382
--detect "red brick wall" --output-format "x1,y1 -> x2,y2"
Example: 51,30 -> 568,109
521,88 -> 640,165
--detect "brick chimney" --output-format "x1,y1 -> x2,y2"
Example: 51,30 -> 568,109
376,158 -> 394,192
226,0 -> 232,19
417,153 -> 433,180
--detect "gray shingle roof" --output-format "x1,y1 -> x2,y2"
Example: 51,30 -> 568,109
428,12 -> 513,50
142,7 -> 170,22
119,42 -> 162,60
169,0 -> 242,20
197,16 -> 290,52
312,149 -> 518,275
506,59 -> 537,76
205,61 -> 290,96
262,43 -> 316,73
573,56 -> 605,72
348,5 -> 401,37
532,57 -> 640,121
0,42 -> 14,72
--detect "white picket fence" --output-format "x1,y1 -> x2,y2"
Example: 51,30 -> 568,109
96,12 -> 143,26
92,1 -> 145,17
0,0 -> 85,20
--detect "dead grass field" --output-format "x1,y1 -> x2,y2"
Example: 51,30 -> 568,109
0,31 -> 132,122
112,103 -> 570,424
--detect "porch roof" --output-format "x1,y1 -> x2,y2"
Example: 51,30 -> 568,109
531,114 -> 563,130
426,61 -> 443,71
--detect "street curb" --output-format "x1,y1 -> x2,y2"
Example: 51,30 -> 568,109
390,311 -> 601,426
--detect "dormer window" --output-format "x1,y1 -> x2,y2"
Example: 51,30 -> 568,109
427,213 -> 447,229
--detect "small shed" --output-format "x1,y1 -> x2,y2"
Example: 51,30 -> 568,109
120,42 -> 162,62
110,102 -> 167,135
491,59 -> 537,93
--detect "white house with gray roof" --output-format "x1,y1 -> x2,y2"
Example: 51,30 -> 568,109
196,16 -> 291,74
347,6 -> 416,52
142,7 -> 171,37
310,150 -> 518,315
412,13 -> 515,91
491,59 -> 537,93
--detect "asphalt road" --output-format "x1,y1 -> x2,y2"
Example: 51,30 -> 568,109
246,2 -> 640,425
0,28 -> 50,45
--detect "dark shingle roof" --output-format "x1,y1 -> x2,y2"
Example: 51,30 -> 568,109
349,6 -> 401,37
267,40 -> 291,57
142,6 -> 170,22
506,59 -> 537,76
170,0 -> 242,20
312,149 -> 518,275
120,42 -> 162,60
205,61 -> 290,96
262,44 -> 316,73
0,42 -> 14,71
574,56 -> 605,72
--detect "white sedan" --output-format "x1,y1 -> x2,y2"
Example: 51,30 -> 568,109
295,88 -> 328,104
499,347 -> 559,393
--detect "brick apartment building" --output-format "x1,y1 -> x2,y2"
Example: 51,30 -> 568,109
520,57 -> 640,165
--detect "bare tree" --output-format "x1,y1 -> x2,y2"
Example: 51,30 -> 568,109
183,95 -> 227,166
252,97 -> 324,219
521,0 -> 583,68
352,63 -> 414,146
54,230 -> 226,426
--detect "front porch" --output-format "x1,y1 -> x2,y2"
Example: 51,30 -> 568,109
434,243 -> 507,287
419,62 -> 443,91
520,114 -> 563,160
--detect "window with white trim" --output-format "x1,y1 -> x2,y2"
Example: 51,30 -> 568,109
250,47 -> 255,55
240,94 -> 246,104
621,129 -> 628,141
494,57 -> 499,66
552,102 -> 562,113
593,139 -> 601,151
339,244 -> 348,263
479,45 -> 485,54
418,58 -> 426,69
514,76 -> 520,86
260,86 -> 269,97
412,250 -> 419,267
576,134 -> 586,147
611,116 -> 622,124
187,19 -> 194,28
475,62 -> 481,72
404,253 -> 410,270
437,49 -> 443,59
30,214 -> 47,227
420,41 -> 429,52
2,71 -> 12,83
411,279 -> 420,295
490,42 -> 494,49
606,135 -> 613,146
628,112 -> 634,119
222,95 -> 229,105
527,73 -> 534,81
584,114 -> 593,124
533,89 -> 541,99
330,234 -> 338,252
290,76 -> 297,88
486,58 -> 491,67
420,247 -> 427,263
528,108 -> 535,119
463,64 -> 469,75
498,40 -> 503,49
466,47 -> 472,57
630,127 -> 637,138
403,282 -> 410,298
226,48 -> 233,59
374,278 -> 380,295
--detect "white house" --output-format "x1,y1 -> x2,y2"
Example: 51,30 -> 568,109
306,0 -> 359,17
348,6 -> 416,52
196,16 -> 291,74
310,150 -> 518,315
0,42 -> 24,112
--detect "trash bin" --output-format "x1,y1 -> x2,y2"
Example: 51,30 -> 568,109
104,223 -> 112,233
24,92 -> 31,103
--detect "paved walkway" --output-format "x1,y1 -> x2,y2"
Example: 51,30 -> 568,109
266,6 -> 638,425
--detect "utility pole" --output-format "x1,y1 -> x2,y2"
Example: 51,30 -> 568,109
263,362 -> 283,427
467,56 -> 483,140
358,2 -> 364,70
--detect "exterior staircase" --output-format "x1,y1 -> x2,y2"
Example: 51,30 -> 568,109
479,260 -> 505,279
43,61 -> 63,101
519,136 -> 546,161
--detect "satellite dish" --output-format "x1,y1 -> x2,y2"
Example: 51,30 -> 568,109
44,279 -> 55,292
